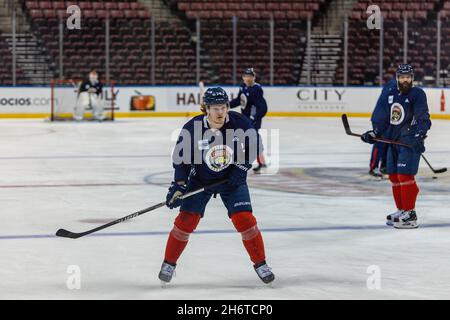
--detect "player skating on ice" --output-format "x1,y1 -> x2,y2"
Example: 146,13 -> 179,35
159,87 -> 275,285
361,64 -> 431,229
230,68 -> 268,173
74,70 -> 105,121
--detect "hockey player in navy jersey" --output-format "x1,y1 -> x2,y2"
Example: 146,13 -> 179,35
158,87 -> 275,285
361,64 -> 431,229
230,68 -> 268,173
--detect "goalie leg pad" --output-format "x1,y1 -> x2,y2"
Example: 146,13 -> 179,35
73,92 -> 90,120
90,94 -> 105,120
231,211 -> 266,264
164,211 -> 201,264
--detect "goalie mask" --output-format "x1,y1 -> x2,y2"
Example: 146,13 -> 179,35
89,71 -> 99,85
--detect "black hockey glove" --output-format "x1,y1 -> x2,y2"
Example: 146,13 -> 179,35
228,164 -> 251,187
166,181 -> 187,209
411,132 -> 426,153
361,130 -> 377,144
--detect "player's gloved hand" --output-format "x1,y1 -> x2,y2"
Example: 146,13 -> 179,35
411,132 -> 426,153
239,93 -> 247,107
228,164 -> 251,187
166,181 -> 187,209
361,130 -> 377,144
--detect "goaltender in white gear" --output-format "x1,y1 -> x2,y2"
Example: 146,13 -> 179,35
74,71 -> 106,121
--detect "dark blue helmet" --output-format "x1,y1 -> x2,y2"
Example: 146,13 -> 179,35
243,67 -> 256,77
203,87 -> 229,105
396,64 -> 414,77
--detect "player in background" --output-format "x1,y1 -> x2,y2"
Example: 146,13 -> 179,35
368,143 -> 387,179
361,64 -> 431,229
230,68 -> 268,173
158,87 -> 275,285
74,70 -> 105,121
367,79 -> 397,178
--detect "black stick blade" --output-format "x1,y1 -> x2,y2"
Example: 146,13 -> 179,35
434,168 -> 447,174
56,228 -> 80,239
341,114 -> 355,136
341,114 -> 349,133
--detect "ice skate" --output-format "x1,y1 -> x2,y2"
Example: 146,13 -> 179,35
386,210 -> 403,226
394,210 -> 418,229
368,169 -> 383,179
253,163 -> 267,174
254,261 -> 275,285
158,261 -> 176,286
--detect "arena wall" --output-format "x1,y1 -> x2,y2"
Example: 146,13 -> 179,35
0,86 -> 448,119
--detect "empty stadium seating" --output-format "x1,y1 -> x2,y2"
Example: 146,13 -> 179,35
0,0 -> 445,86
0,31 -> 27,85
334,0 -> 442,85
173,0 -> 322,84
24,0 -> 196,84
20,0 -> 319,85
176,0 -> 323,20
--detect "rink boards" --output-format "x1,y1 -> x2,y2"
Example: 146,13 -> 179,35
0,85 -> 448,119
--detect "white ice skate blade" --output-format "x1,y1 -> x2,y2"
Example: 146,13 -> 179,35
160,281 -> 170,288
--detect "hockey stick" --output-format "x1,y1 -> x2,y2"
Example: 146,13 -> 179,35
198,81 -> 205,105
55,179 -> 228,239
342,114 -> 447,174
420,154 -> 447,174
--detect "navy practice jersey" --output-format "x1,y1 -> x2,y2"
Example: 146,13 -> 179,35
229,83 -> 268,121
78,79 -> 103,96
371,81 -> 431,141
172,111 -> 263,184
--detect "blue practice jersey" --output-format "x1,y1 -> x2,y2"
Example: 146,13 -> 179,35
230,82 -> 268,121
172,111 -> 262,185
78,79 -> 103,96
371,80 -> 431,141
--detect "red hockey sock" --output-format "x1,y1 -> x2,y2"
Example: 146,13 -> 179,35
257,154 -> 266,166
388,174 -> 403,210
231,211 -> 266,265
397,174 -> 419,211
164,211 -> 201,265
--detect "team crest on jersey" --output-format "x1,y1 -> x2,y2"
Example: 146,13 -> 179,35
205,145 -> 233,172
390,103 -> 405,125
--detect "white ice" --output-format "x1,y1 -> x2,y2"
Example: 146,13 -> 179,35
1,117 -> 450,299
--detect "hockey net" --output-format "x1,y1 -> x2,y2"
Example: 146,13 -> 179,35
50,79 -> 115,121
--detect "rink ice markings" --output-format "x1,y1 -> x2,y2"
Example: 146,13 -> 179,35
0,150 -> 449,161
3,223 -> 450,240
0,182 -> 147,189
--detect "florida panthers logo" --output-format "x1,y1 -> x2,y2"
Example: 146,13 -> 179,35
390,103 -> 405,125
205,145 -> 233,172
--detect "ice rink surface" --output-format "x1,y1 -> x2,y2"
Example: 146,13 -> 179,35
1,116 -> 450,299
